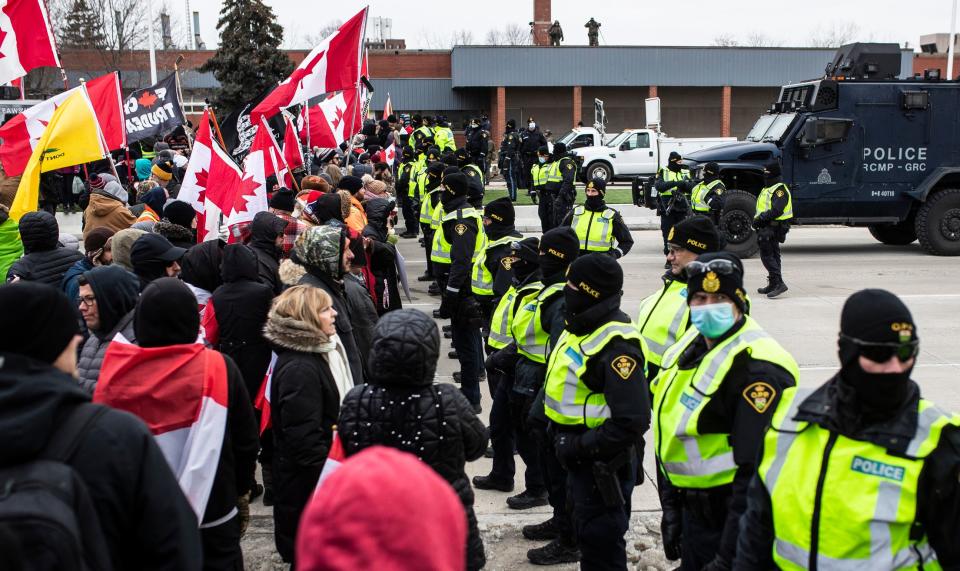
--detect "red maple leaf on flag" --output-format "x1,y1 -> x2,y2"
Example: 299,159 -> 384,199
0,29 -> 7,60
231,173 -> 261,216
331,106 -> 345,129
194,168 -> 209,189
137,91 -> 158,108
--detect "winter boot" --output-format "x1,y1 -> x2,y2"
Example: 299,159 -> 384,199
757,277 -> 776,295
507,489 -> 549,510
527,539 -> 581,565
261,463 -> 275,507
767,281 -> 789,298
473,474 -> 514,492
522,517 -> 561,541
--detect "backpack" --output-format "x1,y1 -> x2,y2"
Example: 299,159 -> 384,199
0,404 -> 113,571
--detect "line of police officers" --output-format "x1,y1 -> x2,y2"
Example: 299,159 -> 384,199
396,127 -> 959,569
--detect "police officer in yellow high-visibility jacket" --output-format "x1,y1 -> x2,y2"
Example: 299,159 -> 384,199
396,146 -> 420,238
436,172 -> 487,410
654,151 -> 692,256
415,161 -> 445,283
434,117 -> 457,153
471,197 -> 522,325
408,114 -> 435,150
652,252 -> 797,571
736,289 -> 960,570
544,254 -> 650,569
533,146 -> 552,229
561,177 -> 633,258
637,216 -> 720,379
752,162 -> 793,299
690,161 -> 726,226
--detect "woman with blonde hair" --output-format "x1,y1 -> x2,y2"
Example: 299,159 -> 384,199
263,284 -> 353,565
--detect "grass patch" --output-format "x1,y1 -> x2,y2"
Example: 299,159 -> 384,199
483,188 -> 633,206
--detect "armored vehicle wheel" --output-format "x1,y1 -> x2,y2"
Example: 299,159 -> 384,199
586,162 -> 612,184
719,189 -> 759,258
916,188 -> 960,256
868,220 -> 917,245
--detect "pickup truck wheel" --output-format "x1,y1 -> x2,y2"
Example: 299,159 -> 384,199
586,162 -> 612,184
868,220 -> 917,245
916,188 -> 960,256
719,189 -> 759,258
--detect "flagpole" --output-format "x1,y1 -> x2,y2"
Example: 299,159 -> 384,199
147,1 -> 158,85
260,115 -> 299,193
80,77 -> 119,180
305,104 -> 312,175
208,107 -> 227,148
173,55 -> 193,154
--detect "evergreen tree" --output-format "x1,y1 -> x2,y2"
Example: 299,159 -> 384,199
60,0 -> 106,49
201,0 -> 294,114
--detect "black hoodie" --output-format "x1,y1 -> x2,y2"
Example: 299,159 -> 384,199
249,211 -> 289,294
0,352 -> 202,570
76,266 -> 140,393
211,244 -> 274,399
180,240 -> 224,299
337,309 -> 489,570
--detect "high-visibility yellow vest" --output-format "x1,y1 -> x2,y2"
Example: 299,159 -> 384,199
570,205 -> 616,252
464,163 -> 485,186
531,163 -> 548,187
408,125 -> 434,148
657,167 -> 691,197
636,279 -> 689,368
652,317 -> 798,489
408,157 -> 427,198
756,182 -> 794,221
488,281 -> 543,349
511,282 -> 564,363
544,321 -> 646,428
691,179 -> 723,212
435,126 -> 456,152
546,157 -> 577,185
471,235 -> 519,296
430,207 -> 486,265
758,387 -> 958,571
419,187 -> 440,225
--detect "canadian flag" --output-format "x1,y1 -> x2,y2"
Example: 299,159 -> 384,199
384,142 -> 397,166
224,123 -> 271,240
251,7 -> 367,123
254,352 -> 278,435
0,72 -> 126,176
178,109 -> 219,242
282,114 -> 303,188
382,93 -> 393,120
94,341 -> 229,522
298,88 -> 362,149
0,0 -> 60,86
315,430 -> 346,491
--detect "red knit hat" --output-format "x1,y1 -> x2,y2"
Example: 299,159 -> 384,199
296,446 -> 467,571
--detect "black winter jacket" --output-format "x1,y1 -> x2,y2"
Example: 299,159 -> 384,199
0,352 -> 202,570
248,212 -> 288,295
6,210 -> 83,285
338,310 -> 488,570
211,244 -> 274,399
264,316 -> 343,564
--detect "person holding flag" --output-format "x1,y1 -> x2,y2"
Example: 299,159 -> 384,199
95,278 -> 259,571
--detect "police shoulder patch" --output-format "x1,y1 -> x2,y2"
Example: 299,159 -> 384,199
612,355 -> 638,380
567,164 -> 573,170
500,256 -> 516,270
776,190 -> 784,197
455,223 -> 467,236
742,381 -> 776,413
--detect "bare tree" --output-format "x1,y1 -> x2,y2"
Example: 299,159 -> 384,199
302,19 -> 342,47
742,32 -> 783,48
808,21 -> 860,48
485,23 -> 532,46
712,34 -> 740,47
450,29 -> 475,46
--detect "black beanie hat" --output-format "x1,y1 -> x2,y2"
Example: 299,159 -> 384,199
338,175 -> 364,194
686,251 -> 748,313
841,289 -> 917,344
585,177 -> 606,196
442,172 -> 469,197
427,162 -> 445,177
441,152 -> 458,166
567,253 -> 623,303
441,165 -> 460,178
511,237 -> 541,265
704,162 -> 720,177
135,277 -> 201,347
537,145 -> 550,156
0,282 -> 79,363
552,142 -> 567,156
669,215 -> 721,254
484,197 -> 515,226
539,227 -> 580,266
668,151 -> 682,162
269,188 -> 296,212
163,200 -> 196,229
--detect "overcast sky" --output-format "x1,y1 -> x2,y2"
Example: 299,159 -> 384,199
188,0 -> 956,51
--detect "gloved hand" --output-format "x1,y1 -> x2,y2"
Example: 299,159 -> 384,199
554,433 -> 582,468
660,505 -> 683,561
237,492 -> 251,536
438,291 -> 457,318
751,217 -> 765,231
702,556 -> 731,571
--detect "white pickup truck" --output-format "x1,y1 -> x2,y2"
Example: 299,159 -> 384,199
555,127 -> 620,151
572,128 -> 736,183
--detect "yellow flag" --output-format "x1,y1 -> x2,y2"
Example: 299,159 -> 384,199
11,88 -> 108,221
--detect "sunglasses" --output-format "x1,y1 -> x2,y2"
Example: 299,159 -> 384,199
684,259 -> 741,279
840,334 -> 919,363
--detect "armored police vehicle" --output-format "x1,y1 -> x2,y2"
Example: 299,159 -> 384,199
678,43 -> 960,257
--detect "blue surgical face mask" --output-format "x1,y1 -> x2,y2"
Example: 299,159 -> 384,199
689,302 -> 736,338
538,156 -> 547,164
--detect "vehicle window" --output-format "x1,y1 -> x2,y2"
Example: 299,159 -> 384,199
746,115 -> 776,142
606,132 -> 631,148
570,134 -> 594,149
557,130 -> 578,145
764,113 -> 797,142
636,132 -> 650,148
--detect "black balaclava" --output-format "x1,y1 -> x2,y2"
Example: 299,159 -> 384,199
539,227 -> 580,284
440,172 -> 469,209
667,151 -> 682,172
838,289 -> 917,417
703,162 -> 720,183
134,277 -> 200,347
763,162 -> 782,186
509,237 -> 540,285
564,253 -> 623,329
584,178 -> 606,211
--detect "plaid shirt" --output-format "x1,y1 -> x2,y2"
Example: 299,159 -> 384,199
275,211 -> 308,258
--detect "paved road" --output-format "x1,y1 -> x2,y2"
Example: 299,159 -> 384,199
56,211 -> 957,569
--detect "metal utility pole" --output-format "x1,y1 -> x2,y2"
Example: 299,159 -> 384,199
949,0 -> 957,80
148,1 -> 158,84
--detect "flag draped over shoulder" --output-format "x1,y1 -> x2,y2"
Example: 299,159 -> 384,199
250,7 -> 367,123
94,342 -> 229,522
11,85 -> 108,220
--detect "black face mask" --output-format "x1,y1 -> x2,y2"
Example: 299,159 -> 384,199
510,259 -> 538,285
668,161 -> 681,172
563,287 -> 594,321
838,339 -> 912,415
704,170 -> 719,182
439,190 -> 456,208
585,195 -> 605,210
